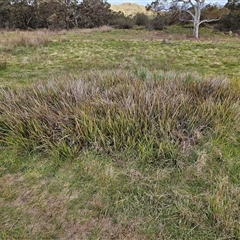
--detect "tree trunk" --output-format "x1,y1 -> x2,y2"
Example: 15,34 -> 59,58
193,4 -> 201,38
193,22 -> 199,38
65,16 -> 70,31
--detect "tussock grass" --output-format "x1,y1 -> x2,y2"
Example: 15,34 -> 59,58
77,25 -> 113,34
0,70 -> 239,164
0,60 -> 7,70
0,30 -> 51,52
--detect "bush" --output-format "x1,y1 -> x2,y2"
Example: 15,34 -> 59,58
217,12 -> 240,31
110,13 -> 134,29
134,13 -> 149,27
148,15 -> 168,30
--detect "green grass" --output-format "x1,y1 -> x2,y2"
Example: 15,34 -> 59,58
0,28 -> 240,239
1,28 -> 240,86
1,146 -> 240,239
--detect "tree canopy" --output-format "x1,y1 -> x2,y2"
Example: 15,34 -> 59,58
0,0 -> 113,30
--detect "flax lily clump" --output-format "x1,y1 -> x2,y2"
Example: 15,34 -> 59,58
0,70 -> 239,164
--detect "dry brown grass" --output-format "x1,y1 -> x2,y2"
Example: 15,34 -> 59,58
77,26 -> 113,34
0,30 -> 51,51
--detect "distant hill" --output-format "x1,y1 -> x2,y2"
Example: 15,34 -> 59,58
110,2 -> 153,16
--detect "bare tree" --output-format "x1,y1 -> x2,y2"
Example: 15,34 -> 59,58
178,0 -> 222,38
147,0 -> 226,38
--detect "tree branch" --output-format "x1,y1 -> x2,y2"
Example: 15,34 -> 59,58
177,0 -> 194,8
188,0 -> 195,8
199,17 -> 221,25
179,16 -> 194,22
182,9 -> 195,19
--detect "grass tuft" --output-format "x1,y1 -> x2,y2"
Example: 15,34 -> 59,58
0,70 -> 239,166
0,60 -> 7,70
0,30 -> 51,52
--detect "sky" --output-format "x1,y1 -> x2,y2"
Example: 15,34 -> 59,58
108,0 -> 227,6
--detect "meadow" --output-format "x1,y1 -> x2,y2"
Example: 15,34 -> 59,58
0,27 -> 240,239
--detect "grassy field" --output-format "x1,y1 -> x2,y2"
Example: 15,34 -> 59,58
0,27 -> 240,239
1,27 -> 239,85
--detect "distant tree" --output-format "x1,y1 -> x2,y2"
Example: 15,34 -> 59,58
220,0 -> 240,30
146,0 -> 180,27
134,13 -> 149,27
8,0 -> 37,29
0,0 -> 11,29
147,0 -> 226,38
36,1 -> 55,29
214,0 -> 240,31
225,0 -> 240,10
76,0 -> 113,28
55,0 -> 79,30
109,11 -> 135,29
0,0 -> 113,30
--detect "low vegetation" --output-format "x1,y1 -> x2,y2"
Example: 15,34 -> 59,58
0,29 -> 240,239
1,70 -> 239,158
0,28 -> 239,86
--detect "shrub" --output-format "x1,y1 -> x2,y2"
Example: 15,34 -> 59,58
217,12 -> 240,31
110,12 -> 134,29
134,13 -> 149,27
148,15 -> 168,30
0,30 -> 51,49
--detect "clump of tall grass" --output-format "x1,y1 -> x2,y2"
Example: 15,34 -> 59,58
78,26 -> 113,34
0,70 -> 239,164
0,30 -> 51,51
0,60 -> 7,70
